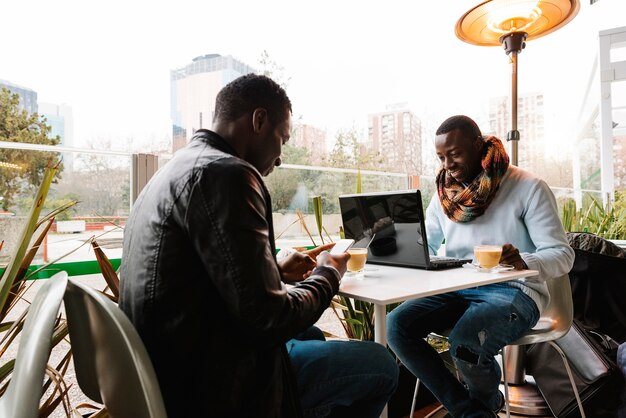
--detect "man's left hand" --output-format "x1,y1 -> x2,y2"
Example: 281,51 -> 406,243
302,243 -> 335,260
500,243 -> 528,270
279,243 -> 335,283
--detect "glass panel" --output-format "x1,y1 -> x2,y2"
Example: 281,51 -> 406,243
0,148 -> 130,266
265,165 -> 408,248
613,80 -> 626,191
610,44 -> 626,63
575,112 -> 602,192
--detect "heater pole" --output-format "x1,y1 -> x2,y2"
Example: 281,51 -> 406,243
500,31 -> 527,166
510,49 -> 519,166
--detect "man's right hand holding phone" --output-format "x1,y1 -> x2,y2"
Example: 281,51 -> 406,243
316,250 -> 350,279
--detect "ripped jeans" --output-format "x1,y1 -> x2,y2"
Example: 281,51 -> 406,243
387,283 -> 539,418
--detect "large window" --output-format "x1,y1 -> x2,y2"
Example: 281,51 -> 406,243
2,1 -> 626,264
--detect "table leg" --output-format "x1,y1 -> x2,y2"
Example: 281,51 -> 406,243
374,303 -> 388,418
374,303 -> 387,346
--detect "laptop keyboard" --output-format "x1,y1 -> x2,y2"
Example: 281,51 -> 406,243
430,256 -> 461,262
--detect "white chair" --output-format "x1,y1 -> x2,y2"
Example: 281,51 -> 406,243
411,274 -> 585,418
0,271 -> 68,418
64,278 -> 167,418
501,274 -> 584,418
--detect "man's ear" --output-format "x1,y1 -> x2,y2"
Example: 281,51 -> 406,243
252,108 -> 269,133
473,136 -> 484,153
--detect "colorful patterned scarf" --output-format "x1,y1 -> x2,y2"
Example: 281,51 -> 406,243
436,135 -> 509,223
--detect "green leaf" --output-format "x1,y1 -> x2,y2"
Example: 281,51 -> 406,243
0,164 -> 57,315
91,240 -> 120,299
312,195 -> 324,244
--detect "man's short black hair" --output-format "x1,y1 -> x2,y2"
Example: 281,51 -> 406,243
214,74 -> 292,125
435,115 -> 482,140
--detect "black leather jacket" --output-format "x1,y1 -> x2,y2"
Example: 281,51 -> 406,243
119,130 -> 340,417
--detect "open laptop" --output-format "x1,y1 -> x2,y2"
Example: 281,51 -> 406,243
338,189 -> 471,270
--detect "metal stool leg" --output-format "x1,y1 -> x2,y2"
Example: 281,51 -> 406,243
502,345 -> 552,416
547,341 -> 586,418
409,378 -> 420,418
501,347 -> 511,418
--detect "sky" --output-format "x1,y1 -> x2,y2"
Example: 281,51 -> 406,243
2,0 -> 625,153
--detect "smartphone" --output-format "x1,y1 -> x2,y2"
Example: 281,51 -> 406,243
330,239 -> 355,255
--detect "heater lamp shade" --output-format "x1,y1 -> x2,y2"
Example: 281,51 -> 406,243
455,0 -> 580,46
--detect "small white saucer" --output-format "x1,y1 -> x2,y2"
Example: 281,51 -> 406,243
462,263 -> 514,273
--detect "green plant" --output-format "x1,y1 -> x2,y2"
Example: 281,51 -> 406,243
329,169 -> 387,341
0,162 -> 117,417
15,196 -> 78,221
0,162 -> 79,415
0,88 -> 64,212
274,209 -> 317,246
312,196 -> 333,245
331,298 -> 399,341
561,191 -> 626,239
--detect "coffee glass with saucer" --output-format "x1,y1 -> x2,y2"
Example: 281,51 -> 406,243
472,245 -> 509,272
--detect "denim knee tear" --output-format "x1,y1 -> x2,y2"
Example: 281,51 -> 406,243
478,329 -> 487,346
509,313 -> 518,321
455,345 -> 480,365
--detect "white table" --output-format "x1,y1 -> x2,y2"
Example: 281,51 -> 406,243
339,264 -> 539,346
338,264 -> 539,418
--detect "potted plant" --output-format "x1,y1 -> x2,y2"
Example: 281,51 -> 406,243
0,162 -> 81,416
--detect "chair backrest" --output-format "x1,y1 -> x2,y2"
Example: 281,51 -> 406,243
513,273 -> 574,345
0,272 -> 68,418
64,278 -> 167,418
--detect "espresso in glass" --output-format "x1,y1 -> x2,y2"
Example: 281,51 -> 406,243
474,245 -> 502,269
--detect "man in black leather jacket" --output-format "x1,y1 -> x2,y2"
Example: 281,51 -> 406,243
119,74 -> 398,418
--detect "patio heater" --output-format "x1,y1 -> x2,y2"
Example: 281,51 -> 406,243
455,0 -> 580,414
455,0 -> 579,166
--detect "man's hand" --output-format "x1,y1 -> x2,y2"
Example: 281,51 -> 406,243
279,243 -> 336,283
279,242 -> 352,283
500,244 -> 528,270
279,251 -> 316,283
316,250 -> 350,278
301,243 -> 335,260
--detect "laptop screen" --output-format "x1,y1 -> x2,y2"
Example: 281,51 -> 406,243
338,190 -> 431,269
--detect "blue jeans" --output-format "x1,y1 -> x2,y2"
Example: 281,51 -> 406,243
287,326 -> 399,418
387,283 -> 539,418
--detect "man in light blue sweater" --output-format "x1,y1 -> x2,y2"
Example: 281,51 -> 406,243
387,115 -> 574,418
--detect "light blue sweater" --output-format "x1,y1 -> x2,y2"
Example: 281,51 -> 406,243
425,165 -> 575,313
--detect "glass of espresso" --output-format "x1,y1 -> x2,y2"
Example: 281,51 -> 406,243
473,245 -> 503,270
346,248 -> 368,279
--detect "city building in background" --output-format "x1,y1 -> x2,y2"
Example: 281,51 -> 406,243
291,123 -> 327,164
38,102 -> 75,169
488,92 -> 548,176
170,54 -> 256,152
367,103 -> 422,174
0,79 -> 38,113
38,102 -> 74,147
